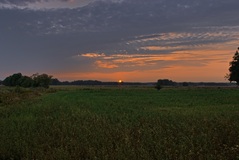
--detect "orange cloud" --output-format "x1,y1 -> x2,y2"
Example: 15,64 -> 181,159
81,53 -> 105,58
95,60 -> 118,69
89,48 -> 232,69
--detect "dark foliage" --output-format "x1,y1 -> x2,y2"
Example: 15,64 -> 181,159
50,78 -> 61,85
155,80 -> 162,90
2,73 -> 52,88
182,82 -> 189,86
71,80 -> 103,85
157,79 -> 176,86
2,73 -> 23,86
227,47 -> 239,85
18,76 -> 34,88
31,73 -> 52,88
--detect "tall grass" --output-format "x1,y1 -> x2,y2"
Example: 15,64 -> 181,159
1,87 -> 239,159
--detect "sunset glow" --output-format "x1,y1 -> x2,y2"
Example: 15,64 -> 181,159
1,0 -> 239,82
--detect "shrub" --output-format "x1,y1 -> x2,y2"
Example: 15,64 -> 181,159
155,81 -> 162,90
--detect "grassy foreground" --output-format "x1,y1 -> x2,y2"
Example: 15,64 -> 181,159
1,86 -> 239,159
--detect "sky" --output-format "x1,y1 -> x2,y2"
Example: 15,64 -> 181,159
1,0 -> 239,82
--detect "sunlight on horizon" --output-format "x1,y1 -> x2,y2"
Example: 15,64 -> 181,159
61,47 -> 235,82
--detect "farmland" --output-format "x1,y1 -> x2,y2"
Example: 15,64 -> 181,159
1,86 -> 239,159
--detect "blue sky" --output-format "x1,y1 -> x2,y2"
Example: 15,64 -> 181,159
1,0 -> 239,82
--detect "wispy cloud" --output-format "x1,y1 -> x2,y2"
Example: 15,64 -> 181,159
0,0 -> 95,9
95,60 -> 118,69
0,0 -> 83,5
73,46 -> 232,73
125,28 -> 239,55
81,53 -> 105,58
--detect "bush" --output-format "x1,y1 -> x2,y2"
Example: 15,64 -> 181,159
155,81 -> 162,90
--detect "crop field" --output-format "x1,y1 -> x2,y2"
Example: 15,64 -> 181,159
1,86 -> 239,159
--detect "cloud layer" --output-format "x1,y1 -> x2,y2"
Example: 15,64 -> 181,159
1,0 -> 239,81
1,0 -> 77,5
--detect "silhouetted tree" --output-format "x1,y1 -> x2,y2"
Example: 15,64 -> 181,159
227,47 -> 239,85
3,73 -> 23,86
155,80 -> 162,90
157,79 -> 176,86
2,73 -> 53,88
32,73 -> 52,88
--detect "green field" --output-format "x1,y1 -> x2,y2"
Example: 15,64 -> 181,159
1,86 -> 239,159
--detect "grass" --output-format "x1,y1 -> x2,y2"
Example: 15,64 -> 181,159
1,86 -> 239,159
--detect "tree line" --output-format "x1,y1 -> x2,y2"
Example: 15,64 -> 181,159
1,73 -> 52,88
0,73 -> 143,87
50,79 -> 143,86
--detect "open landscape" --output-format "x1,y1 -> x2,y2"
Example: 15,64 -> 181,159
1,0 -> 239,159
1,85 -> 239,159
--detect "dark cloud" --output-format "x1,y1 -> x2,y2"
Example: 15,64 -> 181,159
1,0 -> 239,42
2,0 -> 239,34
0,0 -> 74,5
1,0 -> 238,53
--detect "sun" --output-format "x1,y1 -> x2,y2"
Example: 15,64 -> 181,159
118,80 -> 123,83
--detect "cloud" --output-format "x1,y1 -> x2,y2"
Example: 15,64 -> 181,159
81,53 -> 105,58
73,46 -> 231,73
95,60 -> 118,69
126,28 -> 239,55
1,0 -> 239,82
2,0 -> 239,37
54,46 -> 233,82
0,0 -> 95,9
0,0 -> 75,5
140,46 -> 185,51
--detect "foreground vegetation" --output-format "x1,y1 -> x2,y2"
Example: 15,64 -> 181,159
1,86 -> 239,159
